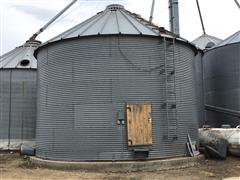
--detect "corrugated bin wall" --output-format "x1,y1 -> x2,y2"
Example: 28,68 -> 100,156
0,69 -> 37,149
204,37 -> 240,127
36,35 -> 198,161
0,40 -> 39,149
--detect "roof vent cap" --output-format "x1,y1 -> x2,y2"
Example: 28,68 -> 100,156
106,4 -> 124,11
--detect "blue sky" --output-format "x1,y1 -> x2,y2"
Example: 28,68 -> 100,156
0,0 -> 240,55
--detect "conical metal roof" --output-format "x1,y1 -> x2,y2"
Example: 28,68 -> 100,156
0,41 -> 41,69
46,4 -> 161,44
192,34 -> 222,50
215,30 -> 240,47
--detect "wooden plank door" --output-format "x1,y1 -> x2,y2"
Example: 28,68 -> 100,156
126,103 -> 152,146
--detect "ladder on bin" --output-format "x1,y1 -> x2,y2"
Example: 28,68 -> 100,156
161,37 -> 178,140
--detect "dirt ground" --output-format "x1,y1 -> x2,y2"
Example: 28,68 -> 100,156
0,152 -> 240,180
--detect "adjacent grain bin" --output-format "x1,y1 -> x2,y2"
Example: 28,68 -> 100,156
204,31 -> 240,127
192,34 -> 222,50
0,40 -> 40,149
192,34 -> 222,127
35,4 -> 198,161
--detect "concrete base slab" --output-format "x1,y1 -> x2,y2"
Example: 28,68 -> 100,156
0,139 -> 35,150
30,155 -> 204,172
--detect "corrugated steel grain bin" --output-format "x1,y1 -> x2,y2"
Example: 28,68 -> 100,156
192,34 -> 222,50
192,34 -> 222,127
204,31 -> 240,127
35,4 -> 198,161
0,40 -> 40,149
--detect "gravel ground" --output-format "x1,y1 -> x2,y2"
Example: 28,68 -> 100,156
0,152 -> 240,180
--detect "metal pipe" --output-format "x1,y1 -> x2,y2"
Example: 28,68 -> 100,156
20,144 -> 35,156
205,104 -> 240,118
169,0 -> 180,36
234,0 -> 240,9
149,0 -> 156,23
29,0 -> 78,41
196,0 -> 206,35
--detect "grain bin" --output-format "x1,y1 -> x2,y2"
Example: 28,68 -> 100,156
35,4 -> 198,161
193,51 -> 205,127
192,34 -> 222,127
0,40 -> 40,149
192,34 -> 222,50
204,31 -> 240,127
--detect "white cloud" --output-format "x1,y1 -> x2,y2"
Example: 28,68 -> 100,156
10,4 -> 57,21
0,0 -> 240,55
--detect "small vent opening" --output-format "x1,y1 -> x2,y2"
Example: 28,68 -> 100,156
106,4 -> 124,11
20,59 -> 30,66
205,42 -> 215,49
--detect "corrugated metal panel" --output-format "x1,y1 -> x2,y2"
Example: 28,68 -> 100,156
36,35 -> 198,161
0,41 -> 40,69
0,69 -> 37,149
205,111 -> 240,128
0,71 -> 10,148
203,42 -> 240,127
193,51 -> 204,127
192,34 -> 222,50
215,31 -> 240,47
45,4 -> 159,44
